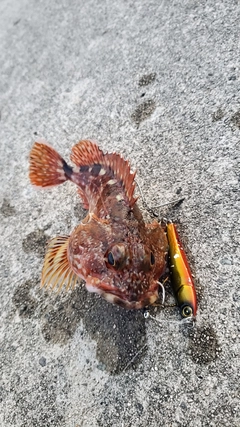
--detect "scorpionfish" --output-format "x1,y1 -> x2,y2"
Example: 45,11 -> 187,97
29,139 -> 168,309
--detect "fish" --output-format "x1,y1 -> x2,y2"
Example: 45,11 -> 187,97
166,222 -> 197,317
29,139 -> 168,309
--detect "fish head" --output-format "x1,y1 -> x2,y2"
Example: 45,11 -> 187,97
69,216 -> 168,309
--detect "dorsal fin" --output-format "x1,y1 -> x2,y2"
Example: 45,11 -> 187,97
103,153 -> 137,206
70,140 -> 104,166
41,236 -> 78,292
70,140 -> 137,206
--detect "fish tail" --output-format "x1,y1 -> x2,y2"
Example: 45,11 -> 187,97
29,140 -> 73,188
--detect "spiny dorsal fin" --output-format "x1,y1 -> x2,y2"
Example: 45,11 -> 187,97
70,140 -> 137,206
103,153 -> 137,206
70,140 -> 104,166
41,236 -> 78,292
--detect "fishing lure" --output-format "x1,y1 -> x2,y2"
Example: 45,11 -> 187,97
166,222 -> 197,318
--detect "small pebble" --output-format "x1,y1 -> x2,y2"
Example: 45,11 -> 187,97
39,356 -> 46,367
220,257 -> 232,265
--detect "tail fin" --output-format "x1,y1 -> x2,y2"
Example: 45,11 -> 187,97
29,141 -> 70,188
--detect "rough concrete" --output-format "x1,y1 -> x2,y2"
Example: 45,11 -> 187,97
0,0 -> 239,426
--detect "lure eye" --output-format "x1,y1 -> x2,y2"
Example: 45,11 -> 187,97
181,305 -> 193,318
107,252 -> 115,266
150,252 -> 155,266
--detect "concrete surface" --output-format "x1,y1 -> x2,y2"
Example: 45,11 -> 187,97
0,0 -> 239,426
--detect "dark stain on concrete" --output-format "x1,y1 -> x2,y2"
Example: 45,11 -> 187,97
22,229 -> 48,257
188,325 -> 221,364
131,99 -> 156,127
13,19 -> 21,26
12,280 -> 147,374
83,294 -> 147,374
231,110 -> 240,129
12,279 -> 39,318
40,286 -> 85,345
0,198 -> 16,217
138,73 -> 156,86
41,285 -> 147,373
212,108 -> 224,122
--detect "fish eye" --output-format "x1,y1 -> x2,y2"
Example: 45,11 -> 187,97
150,252 -> 155,266
107,251 -> 115,266
181,305 -> 193,318
105,244 -> 127,270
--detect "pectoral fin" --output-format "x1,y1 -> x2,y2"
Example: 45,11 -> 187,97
41,235 -> 78,292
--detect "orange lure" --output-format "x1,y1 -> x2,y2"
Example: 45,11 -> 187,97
166,223 -> 197,318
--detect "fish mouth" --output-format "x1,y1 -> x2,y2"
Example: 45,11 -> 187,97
85,277 -> 159,309
101,290 -> 159,310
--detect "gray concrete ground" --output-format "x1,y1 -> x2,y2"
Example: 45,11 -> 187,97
0,0 -> 239,426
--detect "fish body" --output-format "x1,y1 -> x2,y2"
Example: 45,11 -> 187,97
29,140 -> 168,309
166,222 -> 197,317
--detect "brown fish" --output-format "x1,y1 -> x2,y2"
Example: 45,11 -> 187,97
29,139 -> 168,309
